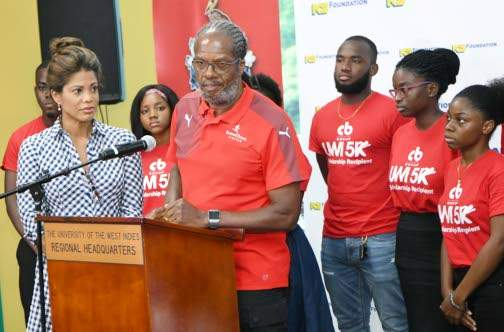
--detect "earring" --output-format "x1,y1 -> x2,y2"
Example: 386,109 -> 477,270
57,104 -> 62,112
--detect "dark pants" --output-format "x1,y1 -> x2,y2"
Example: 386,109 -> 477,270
453,264 -> 504,332
237,288 -> 288,332
16,238 -> 37,324
396,212 -> 454,332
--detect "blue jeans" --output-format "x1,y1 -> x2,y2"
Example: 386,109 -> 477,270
322,233 -> 408,332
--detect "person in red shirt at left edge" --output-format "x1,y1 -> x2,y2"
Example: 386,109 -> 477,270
149,19 -> 310,330
2,61 -> 58,325
130,84 -> 179,215
438,79 -> 504,331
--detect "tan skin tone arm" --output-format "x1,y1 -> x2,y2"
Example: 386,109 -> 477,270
4,170 -> 37,252
149,165 -> 301,231
440,215 -> 504,330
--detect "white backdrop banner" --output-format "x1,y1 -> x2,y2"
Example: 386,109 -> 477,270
293,1 -> 503,330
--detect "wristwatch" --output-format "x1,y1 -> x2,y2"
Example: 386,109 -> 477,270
208,209 -> 221,229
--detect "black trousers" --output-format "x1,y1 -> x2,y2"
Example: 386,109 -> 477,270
453,264 -> 504,332
396,212 -> 455,332
237,288 -> 288,332
16,238 -> 36,325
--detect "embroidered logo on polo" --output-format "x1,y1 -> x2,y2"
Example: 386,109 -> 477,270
389,147 -> 436,195
278,126 -> 291,139
184,113 -> 193,127
226,124 -> 247,143
144,158 -> 169,196
321,121 -> 372,166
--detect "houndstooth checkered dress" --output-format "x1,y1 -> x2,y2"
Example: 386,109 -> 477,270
17,119 -> 143,332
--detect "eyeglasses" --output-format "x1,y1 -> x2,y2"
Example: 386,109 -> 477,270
389,81 -> 432,98
192,58 -> 240,74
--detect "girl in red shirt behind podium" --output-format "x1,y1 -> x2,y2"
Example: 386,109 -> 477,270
130,84 -> 179,215
439,79 -> 504,331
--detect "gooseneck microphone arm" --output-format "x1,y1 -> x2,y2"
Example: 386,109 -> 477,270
0,135 -> 155,332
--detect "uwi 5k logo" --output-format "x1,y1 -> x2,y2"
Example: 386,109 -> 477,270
322,121 -> 370,158
389,147 -> 436,185
448,183 -> 463,200
144,158 -> 169,191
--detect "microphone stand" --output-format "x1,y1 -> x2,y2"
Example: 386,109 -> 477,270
0,156 -> 105,332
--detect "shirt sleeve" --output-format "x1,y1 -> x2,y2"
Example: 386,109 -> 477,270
165,108 -> 179,164
120,134 -> 143,217
262,116 -> 310,191
488,167 -> 504,218
16,138 -> 40,241
1,132 -> 21,171
309,111 -> 324,155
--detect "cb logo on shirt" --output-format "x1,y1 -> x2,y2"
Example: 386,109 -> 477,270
149,158 -> 167,172
448,183 -> 463,200
337,121 -> 353,136
407,147 -> 423,162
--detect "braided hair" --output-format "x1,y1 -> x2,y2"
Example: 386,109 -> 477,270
195,20 -> 248,60
396,48 -> 460,98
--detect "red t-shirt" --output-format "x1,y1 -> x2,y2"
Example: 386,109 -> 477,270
438,150 -> 504,267
309,92 -> 408,238
390,115 -> 458,212
166,86 -> 310,290
2,116 -> 48,171
141,143 -> 174,215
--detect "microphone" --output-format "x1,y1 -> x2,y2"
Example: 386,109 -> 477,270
99,135 -> 156,160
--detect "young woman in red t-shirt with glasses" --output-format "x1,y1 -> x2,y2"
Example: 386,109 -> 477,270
389,49 -> 459,332
439,79 -> 504,331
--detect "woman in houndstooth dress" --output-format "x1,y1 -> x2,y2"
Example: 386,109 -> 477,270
17,37 -> 143,332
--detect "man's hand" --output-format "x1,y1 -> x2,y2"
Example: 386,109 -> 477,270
148,199 -> 207,228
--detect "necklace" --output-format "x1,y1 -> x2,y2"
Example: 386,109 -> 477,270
337,92 -> 373,121
456,160 -> 474,187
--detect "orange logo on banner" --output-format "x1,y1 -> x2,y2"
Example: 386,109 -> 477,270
311,2 -> 329,15
452,44 -> 467,53
386,0 -> 405,7
399,48 -> 413,57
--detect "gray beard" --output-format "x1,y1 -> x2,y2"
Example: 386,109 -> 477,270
201,77 -> 242,107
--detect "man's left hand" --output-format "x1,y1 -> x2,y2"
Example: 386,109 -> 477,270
162,198 -> 207,227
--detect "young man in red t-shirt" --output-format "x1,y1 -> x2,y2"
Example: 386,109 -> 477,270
150,20 -> 310,330
2,62 -> 58,324
309,36 -> 408,332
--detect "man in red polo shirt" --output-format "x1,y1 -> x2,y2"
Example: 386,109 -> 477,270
151,20 -> 310,330
2,62 -> 58,324
309,36 -> 409,332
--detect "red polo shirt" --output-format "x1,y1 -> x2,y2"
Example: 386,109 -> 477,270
166,85 -> 310,290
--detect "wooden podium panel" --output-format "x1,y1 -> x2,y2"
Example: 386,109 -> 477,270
40,217 -> 242,332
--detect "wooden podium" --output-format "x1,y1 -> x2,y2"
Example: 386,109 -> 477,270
39,216 -> 243,332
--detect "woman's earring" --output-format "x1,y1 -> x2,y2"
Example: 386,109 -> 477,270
58,104 -> 62,112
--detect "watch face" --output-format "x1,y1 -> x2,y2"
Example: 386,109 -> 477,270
209,210 -> 220,220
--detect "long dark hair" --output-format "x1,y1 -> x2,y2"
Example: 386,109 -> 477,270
130,84 -> 179,139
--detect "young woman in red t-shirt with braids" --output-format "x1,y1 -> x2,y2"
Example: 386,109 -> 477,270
389,48 -> 460,332
439,79 -> 504,331
130,84 -> 179,215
